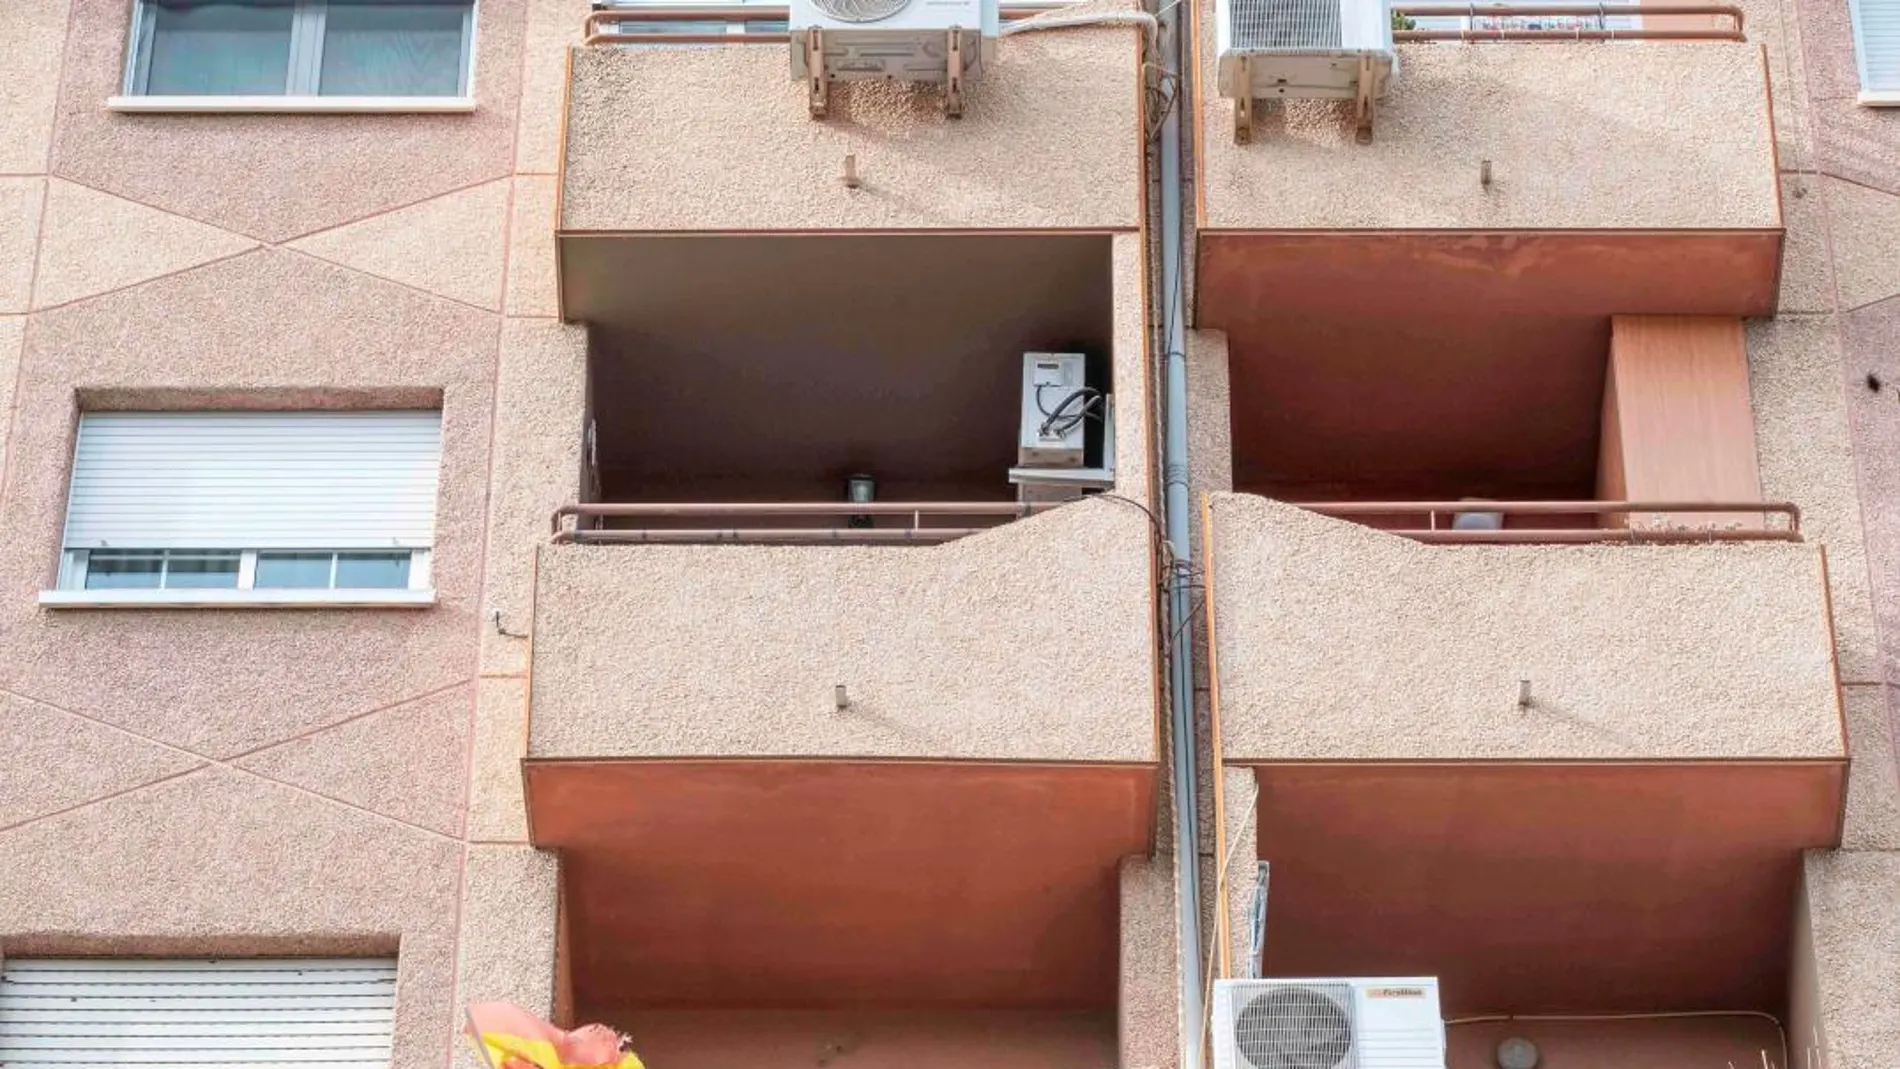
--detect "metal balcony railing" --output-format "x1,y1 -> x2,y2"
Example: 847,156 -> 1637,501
1292,500 -> 1802,543
583,3 -> 1077,44
551,501 -> 1062,544
1391,2 -> 1745,40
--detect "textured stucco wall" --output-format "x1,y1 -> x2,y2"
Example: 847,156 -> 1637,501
49,0 -> 526,243
0,767 -> 462,1069
0,2 -> 1170,1066
0,250 -> 494,755
1206,494 -> 1842,761
1799,851 -> 1900,1069
559,9 -> 1144,232
1197,39 -> 1781,231
0,2 -> 578,1065
0,248 -> 499,1069
451,847 -> 562,1069
1111,232 -> 1154,504
1186,331 -> 1231,504
529,497 -> 1156,762
1767,1 -> 1900,1060
1118,856 -> 1180,1069
0,0 -> 69,176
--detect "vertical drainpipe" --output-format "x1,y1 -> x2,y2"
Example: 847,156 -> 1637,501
1156,0 -> 1205,1066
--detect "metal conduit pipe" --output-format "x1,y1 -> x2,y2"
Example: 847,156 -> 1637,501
1156,0 -> 1205,1064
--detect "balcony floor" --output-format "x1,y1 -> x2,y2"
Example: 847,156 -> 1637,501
1446,1016 -> 1786,1069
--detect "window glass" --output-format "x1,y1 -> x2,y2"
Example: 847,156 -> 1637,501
320,1 -> 467,96
145,0 -> 295,95
335,552 -> 412,589
164,552 -> 243,588
130,0 -> 473,97
255,552 -> 335,589
84,552 -> 164,590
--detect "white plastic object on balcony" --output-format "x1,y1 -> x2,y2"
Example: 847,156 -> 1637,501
1215,0 -> 1396,141
1018,351 -> 1089,469
1212,977 -> 1447,1069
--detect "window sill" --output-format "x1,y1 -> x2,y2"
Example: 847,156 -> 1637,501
39,588 -> 437,609
105,95 -> 477,114
1859,91 -> 1900,107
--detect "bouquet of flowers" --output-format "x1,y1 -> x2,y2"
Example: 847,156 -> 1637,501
466,1002 -> 646,1069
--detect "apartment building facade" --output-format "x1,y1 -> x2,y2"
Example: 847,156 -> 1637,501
0,0 -> 1897,1066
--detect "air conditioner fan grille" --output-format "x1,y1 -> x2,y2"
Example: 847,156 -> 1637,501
809,0 -> 913,21
1231,0 -> 1343,51
1233,984 -> 1357,1069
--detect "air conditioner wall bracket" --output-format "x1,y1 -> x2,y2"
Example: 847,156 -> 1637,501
807,26 -> 829,118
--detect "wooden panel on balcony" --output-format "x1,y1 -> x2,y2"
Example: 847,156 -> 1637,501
1598,315 -> 1763,528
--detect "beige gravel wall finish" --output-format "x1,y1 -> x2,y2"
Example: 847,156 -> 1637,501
559,12 -> 1145,232
1206,495 -> 1842,762
529,498 -> 1156,762
1197,39 -> 1781,232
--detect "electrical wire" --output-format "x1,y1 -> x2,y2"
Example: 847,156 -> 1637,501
1034,384 -> 1105,438
1201,775 -> 1263,1060
999,5 -> 1160,49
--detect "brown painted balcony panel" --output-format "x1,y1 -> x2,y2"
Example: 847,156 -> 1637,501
524,759 -> 1154,1014
526,497 -> 1157,763
1205,494 -> 1843,764
1237,762 -> 1839,1019
557,14 -> 1144,238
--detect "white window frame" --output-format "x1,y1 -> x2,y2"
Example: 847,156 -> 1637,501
44,407 -> 442,610
44,549 -> 434,608
1850,0 -> 1900,104
110,0 -> 479,113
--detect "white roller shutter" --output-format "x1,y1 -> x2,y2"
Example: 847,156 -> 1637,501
1853,0 -> 1900,94
62,412 -> 443,551
0,958 -> 397,1068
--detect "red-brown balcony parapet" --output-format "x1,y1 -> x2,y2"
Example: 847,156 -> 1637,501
549,500 -> 1065,545
1292,499 -> 1802,543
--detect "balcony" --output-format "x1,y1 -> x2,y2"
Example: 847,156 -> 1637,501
526,497 -> 1155,763
1195,3 -> 1785,342
527,223 -> 1151,762
522,503 -> 1161,1064
1205,494 -> 1841,765
1206,494 -> 1844,1051
556,2 -> 1145,251
519,210 -> 1161,1065
527,760 -> 1156,1069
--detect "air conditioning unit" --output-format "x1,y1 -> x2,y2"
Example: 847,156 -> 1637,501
1214,0 -> 1396,142
790,0 -> 998,117
1009,352 -> 1115,503
1213,977 -> 1446,1069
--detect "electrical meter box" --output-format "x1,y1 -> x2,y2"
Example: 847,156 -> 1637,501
1019,352 -> 1090,468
